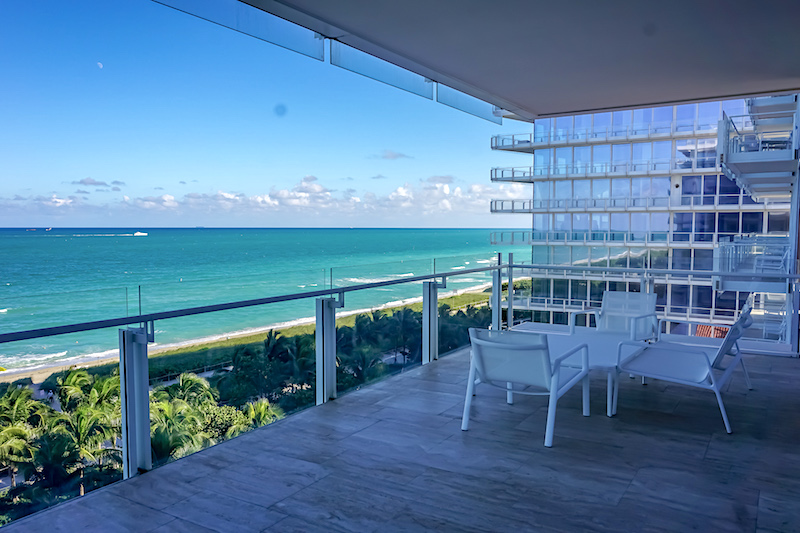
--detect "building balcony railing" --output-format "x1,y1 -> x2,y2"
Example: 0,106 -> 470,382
1,255 -> 798,527
491,120 -> 719,151
491,158 -> 719,182
490,230 -> 671,246
489,194 -> 773,213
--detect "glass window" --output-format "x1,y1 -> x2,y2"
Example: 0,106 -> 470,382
612,144 -> 631,171
672,213 -> 692,241
610,213 -> 628,231
694,249 -> 714,270
652,141 -> 671,170
554,116 -> 572,140
612,110 -> 631,136
533,214 -> 550,231
592,145 -> 610,172
630,248 -> 647,268
703,175 -> 717,205
676,104 -> 696,131
692,286 -> 713,315
718,175 -> 740,205
555,180 -> 571,199
572,246 -> 589,266
681,175 -> 701,205
574,180 -> 591,198
553,247 -> 571,265
574,146 -> 591,171
654,283 -> 667,309
609,247 -> 628,268
670,284 -> 689,313
694,213 -> 716,241
534,149 -> 552,169
718,213 -> 739,235
591,247 -> 609,267
698,102 -> 719,129
593,112 -> 611,136
741,212 -> 763,234
672,249 -> 692,270
574,114 -> 592,139
553,278 -> 569,299
651,107 -> 673,134
697,138 -> 717,168
593,179 -> 610,198
534,118 -> 552,142
573,214 -> 590,230
632,142 -> 651,162
651,177 -> 670,198
651,213 -> 669,231
768,212 -> 790,233
611,178 -> 630,198
592,213 -> 609,231
632,108 -> 652,133
650,249 -> 668,269
533,181 -> 551,200
590,280 -> 606,303
532,245 -> 550,264
571,280 -> 588,304
555,147 -> 572,173
675,139 -> 695,169
554,214 -> 569,231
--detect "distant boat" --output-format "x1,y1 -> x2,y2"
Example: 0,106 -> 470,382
45,228 -> 52,231
133,231 -> 148,237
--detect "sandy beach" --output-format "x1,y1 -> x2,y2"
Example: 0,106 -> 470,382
0,283 -> 492,385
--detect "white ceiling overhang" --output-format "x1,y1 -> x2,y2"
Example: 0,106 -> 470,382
243,0 -> 800,120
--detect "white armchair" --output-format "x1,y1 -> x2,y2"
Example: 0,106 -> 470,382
462,328 -> 590,447
569,291 -> 658,341
614,305 -> 754,433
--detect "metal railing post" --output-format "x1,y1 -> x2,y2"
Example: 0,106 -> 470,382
119,324 -> 153,479
492,254 -> 502,330
422,279 -> 443,364
315,296 -> 340,405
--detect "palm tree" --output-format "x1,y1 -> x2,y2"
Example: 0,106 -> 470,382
56,369 -> 92,413
153,373 -> 216,408
263,330 -> 286,362
0,423 -> 34,488
244,398 -> 283,427
389,308 -> 420,363
150,399 -> 208,464
57,407 -> 107,496
285,335 -> 315,385
18,429 -> 81,492
0,386 -> 48,427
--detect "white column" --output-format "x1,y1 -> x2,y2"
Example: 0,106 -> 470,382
492,254 -> 502,330
507,253 -> 514,328
422,281 -> 440,364
315,297 -> 338,405
119,326 -> 152,479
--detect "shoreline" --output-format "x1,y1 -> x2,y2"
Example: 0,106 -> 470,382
0,282 -> 492,385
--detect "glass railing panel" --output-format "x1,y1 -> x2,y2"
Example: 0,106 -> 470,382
436,84 -> 502,124
153,0 -> 324,60
330,41 -> 433,99
437,284 -> 492,356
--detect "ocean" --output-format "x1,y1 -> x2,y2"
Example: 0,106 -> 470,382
0,228 -> 530,372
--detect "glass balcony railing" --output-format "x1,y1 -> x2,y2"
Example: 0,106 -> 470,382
490,230 -> 670,246
491,119 -> 719,149
491,157 -> 719,181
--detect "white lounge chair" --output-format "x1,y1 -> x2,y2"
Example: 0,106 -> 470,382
614,305 -> 754,433
462,328 -> 590,447
569,291 -> 658,341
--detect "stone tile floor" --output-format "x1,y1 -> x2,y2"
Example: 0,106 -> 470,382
5,347 -> 800,532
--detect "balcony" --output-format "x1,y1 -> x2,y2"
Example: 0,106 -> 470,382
5,341 -> 800,532
491,158 -> 719,182
714,235 -> 792,293
491,230 -> 678,247
489,195 -> 779,214
491,120 -> 719,152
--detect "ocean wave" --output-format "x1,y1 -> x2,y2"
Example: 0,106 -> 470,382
450,266 -> 466,270
72,233 -> 135,237
476,260 -> 491,264
0,308 -> 8,313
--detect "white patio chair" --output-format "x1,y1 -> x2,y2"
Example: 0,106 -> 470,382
569,291 -> 658,341
614,305 -> 754,433
461,328 -> 590,447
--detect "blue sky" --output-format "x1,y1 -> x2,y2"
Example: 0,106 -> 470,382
0,0 -> 530,228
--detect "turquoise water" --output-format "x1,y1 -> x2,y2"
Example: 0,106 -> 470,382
0,228 -> 529,371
